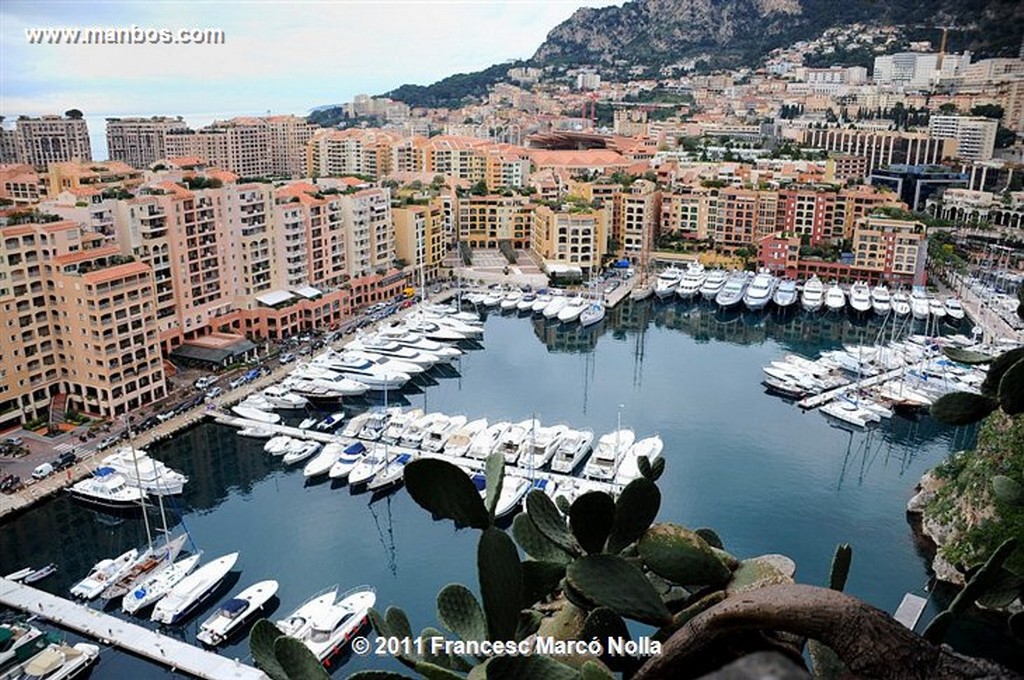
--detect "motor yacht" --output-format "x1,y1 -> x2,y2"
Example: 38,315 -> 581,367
303,442 -> 347,478
557,297 -> 588,323
300,586 -> 376,662
474,473 -> 531,519
422,414 -> 468,453
871,285 -> 892,316
276,586 -> 338,648
824,282 -> 846,313
944,297 -> 965,321
230,406 -> 281,424
849,282 -> 872,314
122,552 -> 202,615
282,440 -> 322,466
288,378 -> 368,402
516,292 -> 537,312
309,355 -> 411,390
380,408 -> 424,444
315,412 -> 345,432
480,290 -> 503,307
238,394 -> 275,412
358,410 -> 394,441
579,300 -> 606,328
517,424 -> 570,471
12,642 -> 99,680
197,580 -> 279,646
343,337 -> 439,369
442,418 -> 488,457
929,298 -> 947,320
549,429 -> 594,473
400,318 -> 468,342
615,436 -> 664,485
699,269 -> 728,301
531,293 -> 554,314
264,435 -> 294,456
583,430 -> 636,481
542,296 -> 569,320
495,418 -> 541,465
820,400 -> 881,429
910,288 -> 930,320
339,412 -> 373,439
772,279 -> 798,309
328,442 -> 367,480
238,425 -> 274,439
654,267 -> 684,298
743,269 -> 776,311
347,443 -> 392,487
715,271 -> 749,308
891,290 -> 911,317
467,421 -> 510,459
69,468 -> 146,509
70,548 -> 139,600
371,330 -> 462,362
801,276 -> 824,312
676,262 -> 706,299
260,385 -> 308,410
500,291 -> 522,312
338,349 -> 426,377
152,552 -> 239,625
100,447 -> 188,496
400,413 -> 445,449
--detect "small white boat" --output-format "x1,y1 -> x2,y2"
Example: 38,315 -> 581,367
615,436 -> 664,485
69,468 -> 146,509
122,553 -> 202,614
231,406 -> 281,424
500,291 -> 522,311
339,412 -> 373,439
871,285 -> 891,316
442,418 -> 488,458
298,417 -> 319,430
5,567 -> 34,583
467,421 -> 509,459
238,425 -> 274,439
801,276 -> 824,313
152,552 -> 239,625
495,418 -> 540,465
400,413 -> 446,449
197,579 -> 279,647
315,412 -> 345,432
579,301 -> 606,328
380,408 -> 424,445
328,441 -> 367,480
348,444 -> 391,487
944,297 -> 966,320
300,585 -> 376,662
517,424 -> 570,471
583,429 -> 636,481
276,586 -> 338,647
557,297 -> 588,323
22,563 -> 57,584
531,294 -> 554,313
70,548 -> 139,600
14,642 -> 99,680
422,414 -> 468,453
303,442 -> 346,478
820,400 -> 881,428
261,385 -> 308,410
264,435 -> 293,456
824,283 -> 846,313
475,473 -> 531,519
366,452 -> 415,492
283,441 -> 321,466
516,292 -> 537,312
550,429 -> 594,473
542,296 -> 568,320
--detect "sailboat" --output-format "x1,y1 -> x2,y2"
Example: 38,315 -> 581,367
630,226 -> 654,300
579,264 -> 606,327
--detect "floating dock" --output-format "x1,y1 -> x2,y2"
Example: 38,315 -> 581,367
0,577 -> 267,679
796,357 -> 933,411
893,592 -> 928,630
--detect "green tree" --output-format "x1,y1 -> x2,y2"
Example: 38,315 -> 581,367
971,104 -> 1005,120
470,180 -> 488,196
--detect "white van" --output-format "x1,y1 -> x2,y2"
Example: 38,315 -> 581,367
32,463 -> 54,480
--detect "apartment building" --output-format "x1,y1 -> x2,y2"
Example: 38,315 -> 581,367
457,195 -> 534,249
106,116 -> 189,169
660,185 -> 711,240
0,223 -> 164,425
307,128 -> 404,179
393,203 -> 446,282
9,115 -> 92,170
165,116 -> 317,178
0,164 -> 42,205
617,180 -> 660,259
851,215 -> 927,283
531,204 -> 608,271
45,160 -> 144,197
421,136 -> 489,185
708,187 -> 778,250
927,115 -> 999,161
801,128 -> 953,176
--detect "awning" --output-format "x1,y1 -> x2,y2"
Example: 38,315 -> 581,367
255,290 -> 295,306
292,286 -> 323,299
170,338 -> 258,365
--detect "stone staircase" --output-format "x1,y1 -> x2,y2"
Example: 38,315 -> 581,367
49,392 -> 68,429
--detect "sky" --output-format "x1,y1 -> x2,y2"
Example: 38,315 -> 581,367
1,0 -> 620,157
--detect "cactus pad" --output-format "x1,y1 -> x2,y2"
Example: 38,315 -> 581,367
569,491 -> 616,554
484,452 -> 505,519
606,478 -> 661,554
512,513 -> 573,563
526,489 -> 580,554
566,554 -> 672,626
478,527 -> 523,641
436,583 -> 487,642
274,635 -> 331,680
929,391 -> 998,425
404,458 -> 490,529
638,523 -> 731,587
998,357 -> 1024,414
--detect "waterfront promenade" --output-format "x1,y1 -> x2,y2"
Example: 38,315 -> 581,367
0,577 -> 267,679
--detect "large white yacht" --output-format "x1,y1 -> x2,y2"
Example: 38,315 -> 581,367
772,279 -> 798,309
517,424 -> 570,471
197,580 -> 279,646
422,414 -> 468,453
743,269 -> 776,311
312,353 -> 411,390
654,267 -> 684,298
699,269 -> 728,301
676,262 -> 706,299
69,468 -> 146,509
298,586 -> 376,662
583,429 -> 636,481
344,337 -> 439,368
372,331 -> 461,362
152,552 -> 239,625
715,271 -> 750,308
849,282 -> 872,314
101,447 -> 188,496
871,285 -> 892,316
442,418 -> 488,457
824,282 -> 847,313
495,418 -> 541,465
549,429 -> 594,473
801,276 -> 824,312
70,548 -> 139,600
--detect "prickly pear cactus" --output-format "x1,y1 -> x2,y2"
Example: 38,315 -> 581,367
274,635 -> 330,680
637,523 -> 732,587
930,391 -> 999,425
248,619 -> 287,680
404,458 -> 490,529
437,584 -> 487,642
566,554 -> 672,626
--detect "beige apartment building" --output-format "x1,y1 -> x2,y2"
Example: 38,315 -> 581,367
45,160 -> 144,197
106,116 -> 189,169
393,203 -> 446,282
531,205 -> 608,271
0,224 -> 164,425
0,164 -> 43,205
851,216 -> 927,280
7,115 -> 92,170
165,116 -> 317,178
618,180 -> 660,259
457,194 -> 534,249
926,115 -> 999,161
306,128 -> 409,179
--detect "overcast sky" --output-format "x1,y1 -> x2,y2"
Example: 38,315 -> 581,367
1,0 -> 620,121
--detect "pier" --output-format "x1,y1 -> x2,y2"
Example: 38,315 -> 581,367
796,358 -> 931,410
0,578 -> 267,680
893,593 -> 928,630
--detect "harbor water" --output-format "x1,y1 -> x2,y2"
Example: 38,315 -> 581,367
0,299 -> 994,676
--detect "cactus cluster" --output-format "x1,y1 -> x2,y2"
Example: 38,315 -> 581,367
249,619 -> 330,680
932,346 -> 1024,424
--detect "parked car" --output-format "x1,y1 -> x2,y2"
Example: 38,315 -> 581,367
32,463 -> 54,480
156,411 -> 176,423
205,387 -> 223,400
3,436 -> 24,447
96,435 -> 120,450
0,474 -> 21,493
52,451 -> 77,471
136,415 -> 160,431
194,376 -> 217,391
229,377 -> 247,389
278,352 -> 295,364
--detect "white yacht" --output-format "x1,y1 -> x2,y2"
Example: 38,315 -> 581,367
821,400 -> 881,429
495,418 -> 541,465
122,552 -> 202,615
328,442 -> 368,480
550,429 -> 594,473
871,285 -> 891,316
300,586 -> 376,662
421,313 -> 482,337
338,349 -> 426,377
238,394 -> 275,412
339,412 -> 374,439
517,424 -> 570,471
312,353 -> 411,390
260,385 -> 308,410
238,425 -> 274,439
929,298 -> 947,320
772,279 -> 798,309
542,296 -> 569,320
69,468 -> 146,509
892,290 -> 911,317
467,421 -> 510,459
348,443 -> 391,487
400,412 -> 445,449
583,429 -> 636,481
366,452 -> 415,492
557,297 -> 588,323
101,447 -> 188,496
500,291 -> 522,312
303,442 -> 347,478
230,406 -> 281,424
344,337 -> 439,368
70,548 -> 139,600
615,436 -> 664,485
910,288 -> 930,320
282,440 -> 321,466
579,300 -> 605,328
516,292 -> 537,312
396,319 -> 467,343
289,377 -> 369,402
315,412 -> 345,432
358,410 -> 395,441
480,290 -> 504,307
531,294 -> 554,314
13,642 -> 99,680
276,586 -> 338,649
801,276 -> 824,312
654,267 -> 684,299
100,533 -> 189,601
380,408 -> 424,445
944,297 -> 966,321
422,414 -> 468,453
152,552 -> 239,625
849,282 -> 872,314
699,269 -> 728,301
373,331 -> 461,363
197,579 -> 279,647
743,269 -> 776,311
676,262 -> 706,299
715,271 -> 749,308
442,418 -> 488,457
264,436 -> 295,457
475,473 -> 531,519
824,282 -> 846,313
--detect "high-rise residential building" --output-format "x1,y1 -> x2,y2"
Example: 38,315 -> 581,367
531,204 -> 608,271
617,180 -> 660,259
851,215 -> 928,283
873,52 -> 970,89
10,115 -> 92,170
393,203 -> 446,282
660,186 -> 711,241
927,115 -> 999,161
105,116 -> 189,169
44,160 -> 144,197
0,224 -> 165,425
0,125 -> 18,164
306,128 -> 407,179
457,195 -> 534,249
165,116 -> 317,178
802,128 -> 954,176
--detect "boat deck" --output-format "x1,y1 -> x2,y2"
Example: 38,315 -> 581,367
893,593 -> 928,631
0,578 -> 267,680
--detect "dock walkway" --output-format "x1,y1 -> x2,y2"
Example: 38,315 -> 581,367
0,577 -> 267,679
796,357 -> 931,410
893,593 -> 928,630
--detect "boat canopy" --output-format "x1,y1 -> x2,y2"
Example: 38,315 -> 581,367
345,442 -> 366,455
94,467 -> 117,476
471,475 -> 486,491
221,598 -> 250,618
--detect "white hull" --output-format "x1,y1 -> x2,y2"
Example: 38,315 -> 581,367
197,579 -> 279,646
122,553 -> 202,614
550,429 -> 594,474
152,552 -> 239,625
70,548 -> 139,600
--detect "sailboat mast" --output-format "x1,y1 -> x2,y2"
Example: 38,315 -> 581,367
126,417 -> 153,547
